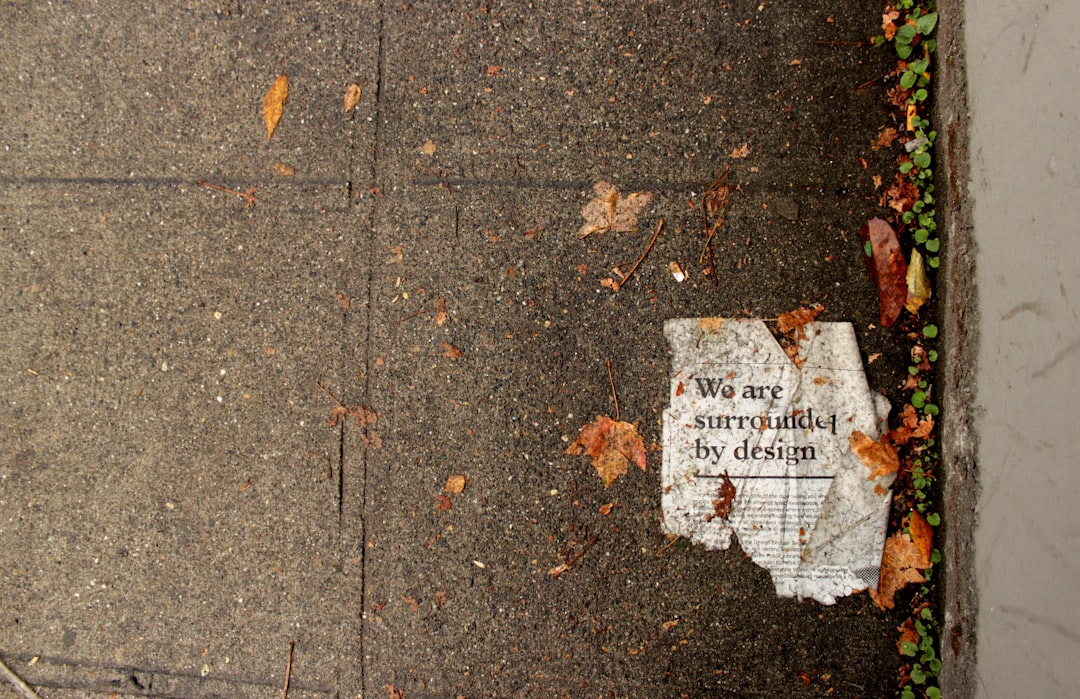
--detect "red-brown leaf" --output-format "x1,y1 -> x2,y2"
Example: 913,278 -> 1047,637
859,218 -> 908,327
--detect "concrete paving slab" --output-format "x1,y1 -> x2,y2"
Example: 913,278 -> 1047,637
0,194 -> 365,695
1,0 -> 925,697
964,1 -> 1080,696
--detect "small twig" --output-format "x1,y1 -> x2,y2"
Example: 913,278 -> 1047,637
815,39 -> 873,46
610,219 -> 664,292
655,535 -> 683,557
316,380 -> 345,408
397,303 -> 437,324
282,640 -> 295,699
196,179 -> 257,208
605,359 -> 620,422
0,656 -> 44,699
566,535 -> 599,568
855,71 -> 891,91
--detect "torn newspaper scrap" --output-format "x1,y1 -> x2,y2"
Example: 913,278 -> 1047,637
662,318 -> 893,604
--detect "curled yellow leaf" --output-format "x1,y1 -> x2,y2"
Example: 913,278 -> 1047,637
905,247 -> 932,314
262,74 -> 289,140
344,83 -> 361,112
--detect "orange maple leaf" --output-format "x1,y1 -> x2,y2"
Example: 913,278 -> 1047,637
850,430 -> 900,479
566,415 -> 646,487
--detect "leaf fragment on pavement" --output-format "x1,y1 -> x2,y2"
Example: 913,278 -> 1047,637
887,403 -> 934,446
435,298 -> 448,326
849,430 -> 900,480
443,474 -> 466,494
859,217 -> 908,327
729,142 -> 750,159
566,415 -> 646,487
262,74 -> 289,140
905,247 -> 932,314
344,83 -> 361,112
576,181 -> 652,239
872,126 -> 899,150
884,174 -> 920,212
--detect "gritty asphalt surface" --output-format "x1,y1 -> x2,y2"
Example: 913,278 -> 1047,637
0,1 -> 912,697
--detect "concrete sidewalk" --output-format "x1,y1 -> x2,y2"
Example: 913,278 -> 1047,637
939,0 -> 1080,697
2,1 -> 913,697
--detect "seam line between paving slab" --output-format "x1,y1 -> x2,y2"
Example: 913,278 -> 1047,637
0,652 -> 334,698
352,3 -> 386,696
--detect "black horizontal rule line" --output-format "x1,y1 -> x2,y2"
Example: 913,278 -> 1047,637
691,475 -> 833,481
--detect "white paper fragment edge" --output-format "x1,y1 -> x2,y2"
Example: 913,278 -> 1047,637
661,318 -> 893,604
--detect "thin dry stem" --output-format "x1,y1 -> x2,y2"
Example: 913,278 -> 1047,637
0,657 -> 44,699
282,640 -> 295,699
605,359 -> 620,422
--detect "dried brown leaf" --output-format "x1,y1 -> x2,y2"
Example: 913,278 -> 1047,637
850,430 -> 900,480
434,494 -> 452,511
262,74 -> 289,140
872,126 -> 899,151
730,143 -> 750,159
912,413 -> 934,439
871,524 -> 931,610
882,10 -> 900,40
907,510 -> 934,566
440,342 -> 463,360
706,471 -> 737,521
566,415 -> 647,488
777,304 -> 825,341
344,83 -> 361,112
576,181 -> 652,239
897,619 -> 920,653
273,162 -> 296,176
884,174 -> 920,212
859,217 -> 908,327
435,298 -> 448,326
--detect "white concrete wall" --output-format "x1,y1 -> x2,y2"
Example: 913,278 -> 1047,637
968,1 -> 1080,696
